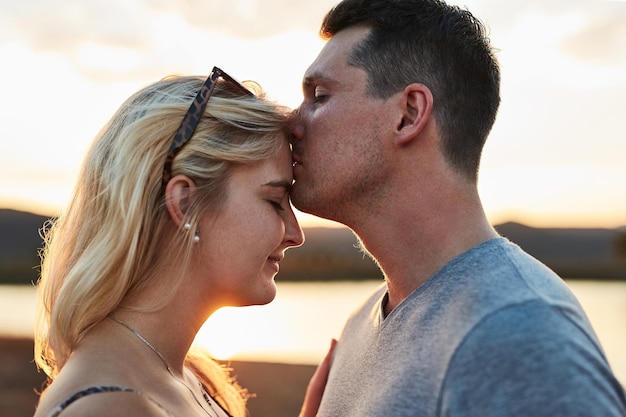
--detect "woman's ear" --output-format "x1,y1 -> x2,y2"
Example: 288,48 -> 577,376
164,174 -> 196,229
395,83 -> 434,146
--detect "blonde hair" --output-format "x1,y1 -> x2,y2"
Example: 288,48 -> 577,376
35,74 -> 289,415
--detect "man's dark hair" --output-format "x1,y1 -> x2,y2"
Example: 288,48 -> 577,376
321,0 -> 501,181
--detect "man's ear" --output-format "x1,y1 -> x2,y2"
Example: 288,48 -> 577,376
164,174 -> 196,229
395,83 -> 434,145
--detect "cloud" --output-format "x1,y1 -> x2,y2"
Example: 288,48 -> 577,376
472,0 -> 626,66
1,0 -> 152,52
146,0 -> 337,38
2,0 -> 623,89
1,0 -> 336,53
558,3 -> 626,66
0,0 -> 338,84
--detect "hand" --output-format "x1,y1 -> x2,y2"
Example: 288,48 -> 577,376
298,339 -> 337,417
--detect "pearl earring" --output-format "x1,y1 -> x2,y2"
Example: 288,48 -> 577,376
183,222 -> 199,243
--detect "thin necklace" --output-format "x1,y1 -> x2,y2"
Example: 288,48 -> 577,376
109,316 -> 226,417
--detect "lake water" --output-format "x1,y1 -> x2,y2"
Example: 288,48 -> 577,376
1,280 -> 625,385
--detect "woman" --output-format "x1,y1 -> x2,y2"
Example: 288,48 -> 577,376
33,67 -> 322,417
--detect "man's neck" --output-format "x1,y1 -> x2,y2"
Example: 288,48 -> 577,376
350,187 -> 497,315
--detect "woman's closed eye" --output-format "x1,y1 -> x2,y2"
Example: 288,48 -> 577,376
268,199 -> 286,211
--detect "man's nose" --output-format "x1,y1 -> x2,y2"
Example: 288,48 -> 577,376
288,108 -> 305,144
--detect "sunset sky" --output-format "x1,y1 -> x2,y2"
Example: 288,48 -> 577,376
1,0 -> 625,228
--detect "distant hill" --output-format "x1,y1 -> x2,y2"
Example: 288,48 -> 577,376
0,209 -> 50,285
495,222 -> 626,280
0,209 -> 625,284
279,227 -> 382,281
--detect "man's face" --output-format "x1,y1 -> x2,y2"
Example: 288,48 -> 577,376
290,26 -> 393,224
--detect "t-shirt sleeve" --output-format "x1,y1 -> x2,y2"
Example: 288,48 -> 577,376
437,301 -> 626,417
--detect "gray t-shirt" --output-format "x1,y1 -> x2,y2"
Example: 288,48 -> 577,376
317,238 -> 626,417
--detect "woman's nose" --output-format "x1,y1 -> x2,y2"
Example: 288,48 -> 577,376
284,207 -> 305,248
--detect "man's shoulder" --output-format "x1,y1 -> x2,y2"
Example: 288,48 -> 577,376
440,300 -> 626,416
450,299 -> 609,381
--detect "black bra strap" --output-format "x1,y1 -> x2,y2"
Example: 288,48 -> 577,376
47,386 -> 173,417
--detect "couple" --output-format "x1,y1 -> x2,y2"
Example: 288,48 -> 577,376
33,1 -> 626,416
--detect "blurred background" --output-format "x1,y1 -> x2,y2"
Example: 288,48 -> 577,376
1,1 -> 625,416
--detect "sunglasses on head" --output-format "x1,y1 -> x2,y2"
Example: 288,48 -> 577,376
161,66 -> 254,186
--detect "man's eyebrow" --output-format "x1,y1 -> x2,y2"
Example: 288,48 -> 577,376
303,72 -> 339,88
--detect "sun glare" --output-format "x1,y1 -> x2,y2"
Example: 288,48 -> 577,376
194,307 -> 248,361
192,282 -> 382,365
194,305 -> 290,361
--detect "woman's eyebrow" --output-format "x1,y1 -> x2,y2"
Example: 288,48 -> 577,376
263,179 -> 293,192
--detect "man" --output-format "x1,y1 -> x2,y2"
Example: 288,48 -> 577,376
290,0 -> 626,416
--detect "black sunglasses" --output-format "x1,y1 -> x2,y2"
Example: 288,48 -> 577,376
161,66 -> 254,186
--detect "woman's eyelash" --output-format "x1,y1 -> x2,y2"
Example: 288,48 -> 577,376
269,200 -> 285,211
